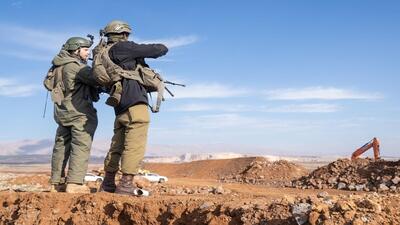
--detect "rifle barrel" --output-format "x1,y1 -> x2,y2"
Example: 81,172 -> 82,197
164,80 -> 186,87
165,87 -> 174,97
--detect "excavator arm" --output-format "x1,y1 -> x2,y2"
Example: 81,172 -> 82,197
351,137 -> 380,160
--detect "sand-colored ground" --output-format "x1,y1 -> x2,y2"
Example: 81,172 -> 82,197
0,157 -> 400,225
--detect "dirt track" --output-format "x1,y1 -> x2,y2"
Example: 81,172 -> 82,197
1,157 -> 400,225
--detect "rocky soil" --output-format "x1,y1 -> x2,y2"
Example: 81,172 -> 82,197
288,192 -> 400,225
0,173 -> 48,192
1,189 -> 400,225
220,158 -> 308,186
0,191 -> 295,225
0,173 -> 234,197
292,158 -> 400,192
1,157 -> 400,224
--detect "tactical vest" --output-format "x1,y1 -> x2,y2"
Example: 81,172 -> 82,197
92,42 -> 166,112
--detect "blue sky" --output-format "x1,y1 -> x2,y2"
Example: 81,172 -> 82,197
0,0 -> 399,157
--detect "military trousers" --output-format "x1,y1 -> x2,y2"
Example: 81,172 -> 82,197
104,104 -> 150,175
50,115 -> 97,184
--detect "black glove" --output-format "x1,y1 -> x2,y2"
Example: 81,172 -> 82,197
97,86 -> 108,94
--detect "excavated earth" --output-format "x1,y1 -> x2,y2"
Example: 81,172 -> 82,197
145,157 -> 308,186
219,158 -> 308,186
292,158 -> 400,192
1,157 -> 400,225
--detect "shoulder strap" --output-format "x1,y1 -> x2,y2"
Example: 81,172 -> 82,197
151,82 -> 165,113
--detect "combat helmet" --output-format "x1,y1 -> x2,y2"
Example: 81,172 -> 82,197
103,20 -> 132,36
63,37 -> 93,51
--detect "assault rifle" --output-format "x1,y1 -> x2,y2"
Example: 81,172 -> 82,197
86,34 -> 95,61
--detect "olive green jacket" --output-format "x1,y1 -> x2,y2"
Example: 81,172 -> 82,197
52,50 -> 99,126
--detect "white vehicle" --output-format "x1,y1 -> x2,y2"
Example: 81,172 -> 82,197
84,173 -> 103,183
139,173 -> 168,183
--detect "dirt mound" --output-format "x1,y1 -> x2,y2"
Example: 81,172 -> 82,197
145,157 -> 307,186
144,157 -> 258,179
220,158 -> 308,186
9,174 -> 49,187
292,158 -> 400,192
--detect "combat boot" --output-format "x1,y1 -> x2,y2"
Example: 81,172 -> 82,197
50,183 -> 66,192
115,174 -> 149,196
65,183 -> 90,194
99,171 -> 117,193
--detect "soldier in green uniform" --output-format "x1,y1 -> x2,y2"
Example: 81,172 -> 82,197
48,37 -> 99,193
96,20 -> 168,195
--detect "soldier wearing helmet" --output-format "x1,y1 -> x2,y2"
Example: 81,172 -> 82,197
49,36 -> 99,193
98,20 -> 168,196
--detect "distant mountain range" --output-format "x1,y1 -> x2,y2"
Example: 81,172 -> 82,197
0,139 -> 110,156
1,139 -> 397,164
0,152 -> 342,165
0,154 -> 104,164
0,153 -> 252,164
0,139 -> 259,157
0,138 -> 308,159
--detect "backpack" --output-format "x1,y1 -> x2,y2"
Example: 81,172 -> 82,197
43,65 -> 65,105
91,40 -> 114,87
135,65 -> 165,112
92,40 -> 166,112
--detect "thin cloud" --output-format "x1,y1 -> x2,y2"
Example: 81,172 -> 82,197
181,113 -> 323,130
180,114 -> 371,132
0,78 -> 40,97
265,103 -> 340,113
0,24 -> 78,61
170,103 -> 339,113
171,83 -> 249,99
182,114 -> 255,129
0,24 -> 65,51
264,87 -> 383,100
11,1 -> 23,8
0,24 -> 198,61
3,50 -> 52,61
135,35 -> 199,48
170,103 -> 250,112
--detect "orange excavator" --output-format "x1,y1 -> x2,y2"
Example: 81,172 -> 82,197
351,137 -> 380,160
